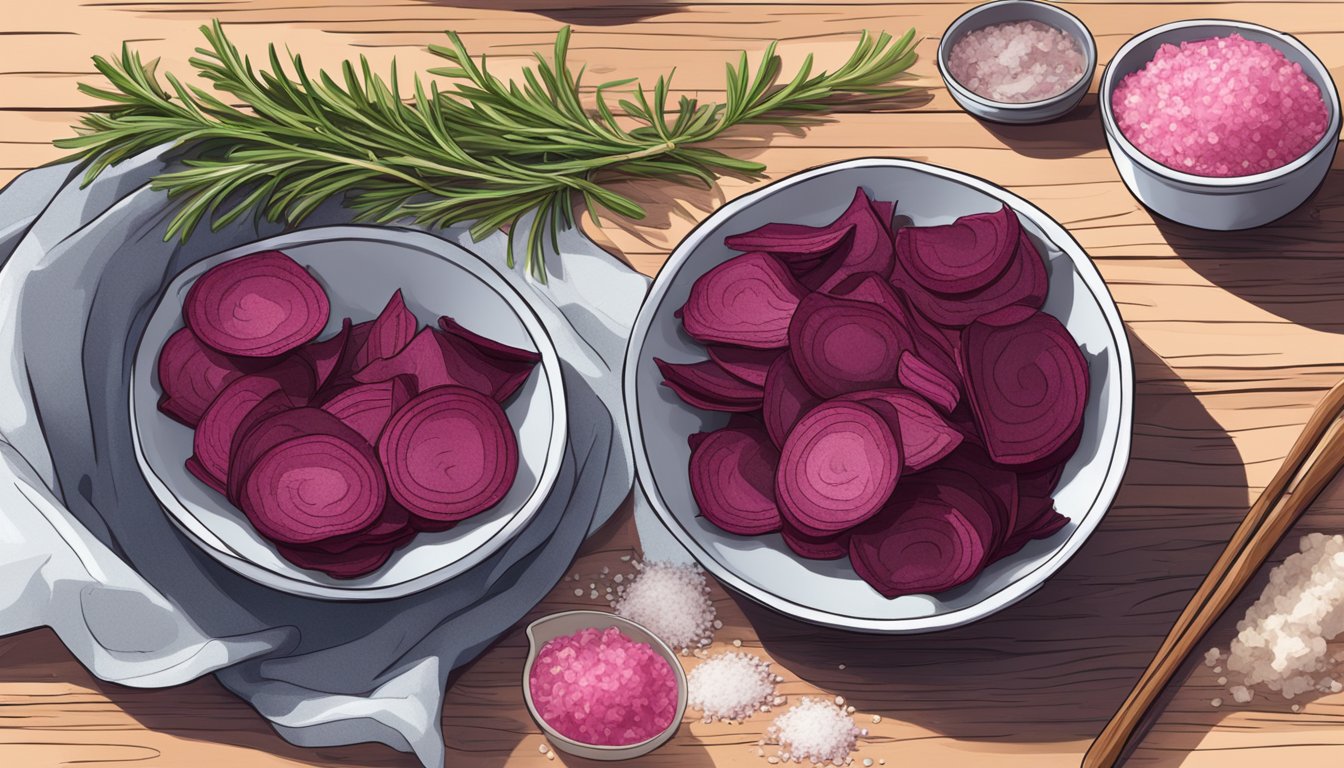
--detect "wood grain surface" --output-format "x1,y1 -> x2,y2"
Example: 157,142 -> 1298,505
2,1 -> 1344,766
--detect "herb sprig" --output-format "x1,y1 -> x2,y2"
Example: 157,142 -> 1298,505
58,21 -> 918,279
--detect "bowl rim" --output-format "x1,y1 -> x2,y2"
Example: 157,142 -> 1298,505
130,225 -> 569,601
1098,18 -> 1343,188
623,157 -> 1135,634
935,0 -> 1098,110
520,610 -> 688,759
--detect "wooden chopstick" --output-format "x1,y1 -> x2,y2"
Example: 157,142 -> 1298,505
1082,378 -> 1344,768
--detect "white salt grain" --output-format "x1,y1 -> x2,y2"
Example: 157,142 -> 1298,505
538,743 -> 549,754
573,588 -> 583,597
688,651 -> 777,722
767,698 -> 860,765
1211,697 -> 1222,708
1230,685 -> 1253,704
614,560 -> 717,650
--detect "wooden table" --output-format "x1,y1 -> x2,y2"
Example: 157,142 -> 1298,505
2,1 -> 1343,766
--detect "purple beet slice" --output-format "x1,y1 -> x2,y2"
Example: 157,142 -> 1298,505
780,523 -> 850,560
378,385 -> 518,522
690,423 -> 783,536
354,290 -> 418,370
706,345 -> 781,387
355,327 -> 535,402
762,355 -> 821,448
801,189 -> 896,292
191,360 -> 313,491
776,400 -> 902,536
276,536 -> 405,579
184,250 -> 330,357
238,417 -> 386,545
895,206 -> 1020,295
891,229 -> 1047,328
838,388 -> 963,471
224,392 -> 307,501
680,251 -> 807,349
898,351 -> 960,414
438,316 -> 542,366
303,500 -> 414,554
959,310 -> 1087,467
724,220 -> 856,256
788,291 -> 912,398
157,326 -> 261,427
320,376 -> 416,445
656,357 -> 764,413
298,319 -> 352,392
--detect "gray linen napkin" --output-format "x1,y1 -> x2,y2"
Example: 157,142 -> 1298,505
0,147 -> 648,767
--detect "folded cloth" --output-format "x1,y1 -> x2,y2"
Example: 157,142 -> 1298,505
0,148 -> 649,767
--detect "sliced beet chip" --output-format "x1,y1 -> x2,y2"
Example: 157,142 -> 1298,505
276,535 -> 406,579
191,360 -> 313,491
706,345 -> 781,387
959,311 -> 1087,467
438,316 -> 542,366
688,431 -> 711,452
355,327 -> 535,402
996,509 -> 1068,560
898,351 -> 960,413
800,189 -> 896,292
184,250 -> 330,357
724,220 -> 856,256
378,386 -> 518,522
656,357 -> 764,413
930,449 -> 1019,550
680,251 -> 807,349
895,206 -> 1020,295
186,455 -> 226,495
762,355 -> 820,448
320,376 -> 415,445
354,290 -> 418,370
238,417 -> 386,545
892,229 -> 1047,328
780,523 -> 850,560
157,326 -> 261,427
305,500 -> 413,554
838,388 -> 963,471
689,422 -> 783,536
830,274 -> 963,394
224,392 -> 305,501
776,400 -> 902,536
788,292 -> 911,398
873,200 -> 895,233
298,319 -> 352,392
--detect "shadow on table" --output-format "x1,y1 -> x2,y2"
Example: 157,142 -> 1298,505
1159,164 -> 1344,334
976,98 -> 1108,160
412,0 -> 683,25
740,337 -> 1252,759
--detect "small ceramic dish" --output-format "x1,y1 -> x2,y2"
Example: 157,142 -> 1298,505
1099,19 -> 1341,230
521,611 -> 687,761
937,0 -> 1097,124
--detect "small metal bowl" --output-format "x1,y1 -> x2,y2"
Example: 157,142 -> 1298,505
521,611 -> 687,761
1099,20 -> 1341,230
937,0 -> 1097,124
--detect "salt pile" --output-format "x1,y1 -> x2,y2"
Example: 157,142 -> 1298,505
1208,533 -> 1344,703
947,20 -> 1085,103
1112,34 -> 1328,177
767,697 -> 864,765
613,560 -> 717,650
688,651 -> 777,722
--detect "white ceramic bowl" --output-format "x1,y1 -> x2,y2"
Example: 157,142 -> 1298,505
624,158 -> 1133,634
1099,19 -> 1341,230
130,226 -> 567,600
937,0 -> 1097,124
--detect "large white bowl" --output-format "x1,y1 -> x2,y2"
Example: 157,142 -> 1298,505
131,226 -> 567,601
625,158 -> 1133,633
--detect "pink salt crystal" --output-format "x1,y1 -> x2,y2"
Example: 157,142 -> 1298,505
529,626 -> 678,746
948,20 -> 1086,103
1112,34 -> 1328,177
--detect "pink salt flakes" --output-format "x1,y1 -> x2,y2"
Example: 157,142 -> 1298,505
529,626 -> 678,746
948,20 -> 1086,103
1112,34 -> 1328,177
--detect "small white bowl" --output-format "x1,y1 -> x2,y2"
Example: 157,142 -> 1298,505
1099,19 -> 1341,230
130,226 -> 567,601
937,0 -> 1097,124
522,611 -> 687,760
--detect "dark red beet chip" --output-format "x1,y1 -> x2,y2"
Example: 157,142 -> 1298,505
799,189 -> 895,292
656,357 -> 764,413
897,352 -> 960,414
788,291 -> 912,398
837,388 -> 963,471
895,206 -> 1020,295
891,228 -> 1047,328
438,316 -> 542,366
689,422 -> 783,536
378,386 -> 519,522
776,400 -> 902,536
191,360 -> 313,491
298,319 -> 352,392
320,376 -> 415,445
780,523 -> 850,560
303,500 -> 414,554
762,355 -> 821,449
680,251 -> 807,349
706,345 -> 781,387
724,220 -> 856,256
356,327 -> 536,402
275,534 -> 408,579
354,290 -> 418,370
157,326 -> 261,427
184,250 -> 330,357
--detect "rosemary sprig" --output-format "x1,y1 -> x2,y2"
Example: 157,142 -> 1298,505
58,21 -> 918,280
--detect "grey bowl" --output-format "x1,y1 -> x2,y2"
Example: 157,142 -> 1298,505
1099,20 -> 1341,230
937,0 -> 1096,124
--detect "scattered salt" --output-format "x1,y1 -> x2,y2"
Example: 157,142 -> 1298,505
573,588 -> 583,597
767,697 -> 860,765
733,639 -> 743,648
527,626 -> 677,746
947,19 -> 1085,103
1211,697 -> 1222,708
1204,648 -> 1222,667
688,651 -> 777,722
614,560 -> 717,650
1230,685 -> 1253,704
871,714 -> 882,724
1112,34 -> 1327,177
538,743 -> 549,754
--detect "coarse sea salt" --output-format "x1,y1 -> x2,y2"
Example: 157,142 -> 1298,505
1207,533 -> 1344,704
768,697 -> 861,765
948,20 -> 1085,103
528,626 -> 678,746
1112,33 -> 1328,177
614,560 -> 717,650
688,651 -> 776,722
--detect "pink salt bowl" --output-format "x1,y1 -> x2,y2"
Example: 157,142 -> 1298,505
1099,20 -> 1341,230
521,610 -> 688,760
